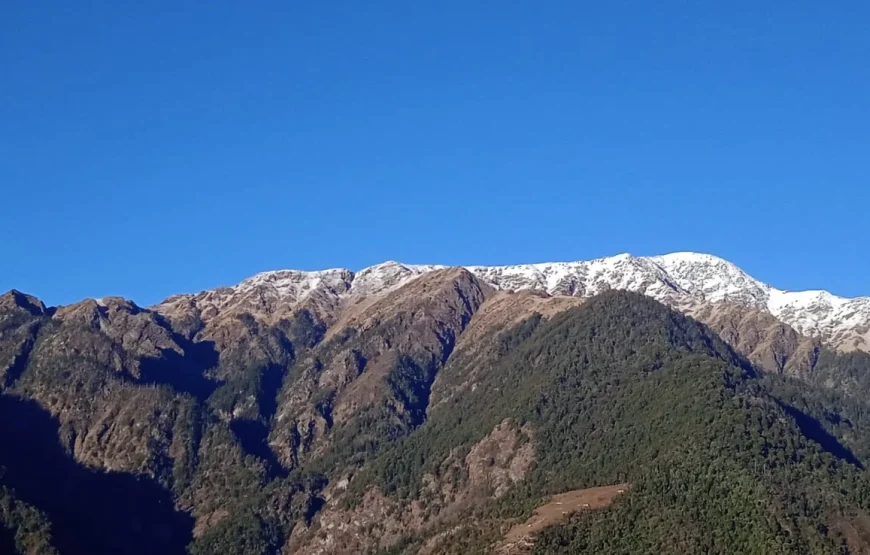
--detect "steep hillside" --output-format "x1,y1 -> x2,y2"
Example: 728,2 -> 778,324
2,269 -> 870,554
0,289 -> 323,554
268,268 -> 492,472
282,292 -> 870,554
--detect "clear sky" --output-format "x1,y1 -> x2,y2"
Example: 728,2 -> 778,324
2,2 -> 868,307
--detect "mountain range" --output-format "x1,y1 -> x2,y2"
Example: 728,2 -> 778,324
156,252 -> 870,357
2,252 -> 870,554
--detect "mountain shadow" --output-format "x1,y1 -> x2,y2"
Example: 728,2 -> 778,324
0,523 -> 16,554
1,333 -> 36,390
779,401 -> 864,469
0,393 -> 194,555
257,363 -> 286,422
227,364 -> 288,476
138,339 -> 220,402
229,418 -> 287,478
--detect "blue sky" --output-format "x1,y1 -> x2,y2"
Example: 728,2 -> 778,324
2,2 -> 868,307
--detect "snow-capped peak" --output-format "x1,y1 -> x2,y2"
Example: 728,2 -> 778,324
153,261 -> 446,324
153,252 -> 870,352
239,267 -> 354,300
350,261 -> 446,297
466,252 -> 869,350
647,252 -> 770,307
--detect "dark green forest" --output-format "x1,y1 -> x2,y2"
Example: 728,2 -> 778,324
360,293 -> 870,553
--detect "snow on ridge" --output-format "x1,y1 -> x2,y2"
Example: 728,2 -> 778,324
209,253 -> 870,319
764,287 -> 868,339
162,252 -> 868,350
466,252 -> 868,347
228,260 -> 446,307
633,253 -> 870,344
338,253 -> 865,327
236,267 -> 355,307
348,261 -> 447,297
646,252 -> 770,308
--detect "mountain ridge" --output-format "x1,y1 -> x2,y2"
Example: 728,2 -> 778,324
152,252 -> 870,353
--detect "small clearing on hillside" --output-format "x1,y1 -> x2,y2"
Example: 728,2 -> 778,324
494,483 -> 630,554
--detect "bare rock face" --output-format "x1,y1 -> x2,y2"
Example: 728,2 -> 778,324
681,300 -> 821,376
0,290 -> 273,549
4,296 -> 204,481
287,418 -> 534,555
463,419 -> 536,499
0,290 -> 46,316
150,294 -> 205,340
0,291 -> 45,390
50,297 -> 184,377
269,268 -> 492,470
151,262 -> 442,334
71,386 -> 198,478
198,313 -> 293,380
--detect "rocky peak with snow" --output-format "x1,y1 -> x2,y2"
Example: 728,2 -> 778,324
152,261 -> 445,328
153,254 -> 870,352
469,252 -> 869,351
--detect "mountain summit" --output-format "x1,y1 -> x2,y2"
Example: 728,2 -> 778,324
154,252 -> 870,353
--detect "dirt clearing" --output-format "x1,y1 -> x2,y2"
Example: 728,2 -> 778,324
494,483 -> 630,554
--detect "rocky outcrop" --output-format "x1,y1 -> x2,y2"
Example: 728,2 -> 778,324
681,300 -> 821,376
286,418 -> 534,555
152,262 -> 444,333
5,298 -> 200,481
0,291 -> 45,390
269,268 -> 492,470
48,297 -> 185,378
